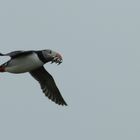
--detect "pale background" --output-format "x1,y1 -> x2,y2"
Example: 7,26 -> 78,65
0,0 -> 140,139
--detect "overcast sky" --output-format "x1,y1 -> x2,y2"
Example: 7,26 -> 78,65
0,0 -> 140,140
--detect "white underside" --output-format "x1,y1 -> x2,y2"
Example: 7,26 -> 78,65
5,53 -> 44,73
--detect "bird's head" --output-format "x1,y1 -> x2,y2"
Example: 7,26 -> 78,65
42,49 -> 63,64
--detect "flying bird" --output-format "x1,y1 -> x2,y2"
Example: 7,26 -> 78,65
0,50 -> 67,106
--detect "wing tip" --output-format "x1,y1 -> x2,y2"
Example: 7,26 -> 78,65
62,102 -> 68,106
44,93 -> 68,106
55,100 -> 68,106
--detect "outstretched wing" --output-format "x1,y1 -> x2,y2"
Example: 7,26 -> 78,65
29,66 -> 67,106
0,51 -> 34,58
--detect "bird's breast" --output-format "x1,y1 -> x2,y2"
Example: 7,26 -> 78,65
5,53 -> 44,73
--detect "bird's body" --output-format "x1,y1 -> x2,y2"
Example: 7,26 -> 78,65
5,53 -> 43,73
0,49 -> 67,106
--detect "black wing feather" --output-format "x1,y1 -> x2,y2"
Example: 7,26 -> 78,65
29,66 -> 67,106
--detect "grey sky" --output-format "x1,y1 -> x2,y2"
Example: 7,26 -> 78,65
0,0 -> 140,139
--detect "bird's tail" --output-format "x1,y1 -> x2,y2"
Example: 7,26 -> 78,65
0,53 -> 6,72
0,66 -> 5,72
0,53 -> 4,56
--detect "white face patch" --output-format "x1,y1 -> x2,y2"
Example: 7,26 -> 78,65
42,50 -> 57,59
51,51 -> 57,57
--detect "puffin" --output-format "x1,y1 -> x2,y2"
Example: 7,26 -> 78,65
0,50 -> 67,106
